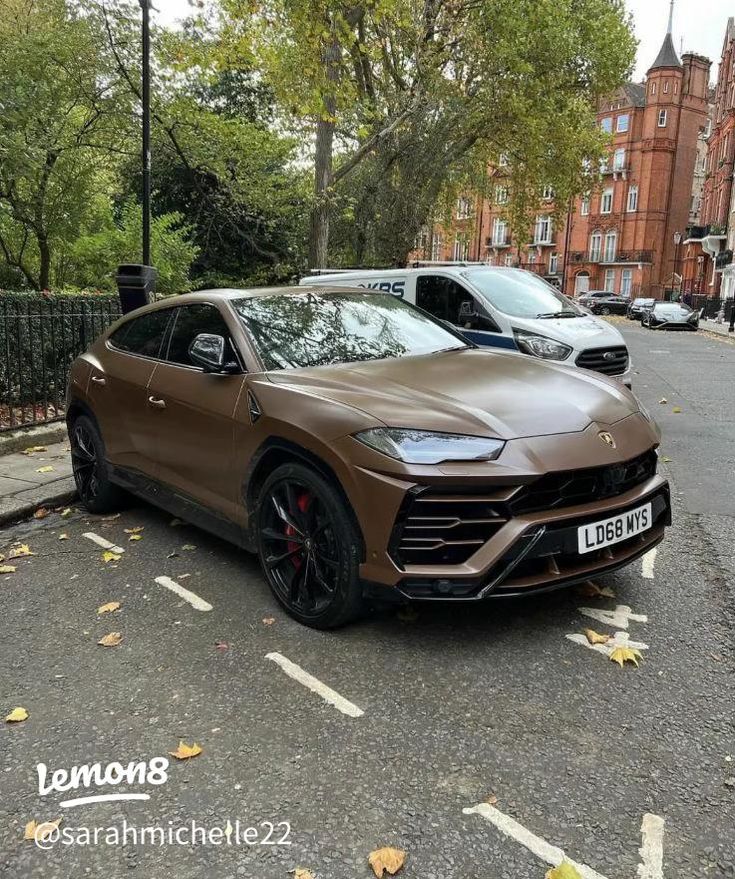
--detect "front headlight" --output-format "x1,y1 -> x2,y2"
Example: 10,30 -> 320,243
512,329 -> 572,361
353,428 -> 505,464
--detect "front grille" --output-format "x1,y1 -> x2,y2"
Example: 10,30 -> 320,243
575,345 -> 629,376
391,490 -> 509,566
508,450 -> 657,515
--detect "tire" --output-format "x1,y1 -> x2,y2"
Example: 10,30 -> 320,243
600,306 -> 611,315
255,462 -> 363,629
69,414 -> 126,514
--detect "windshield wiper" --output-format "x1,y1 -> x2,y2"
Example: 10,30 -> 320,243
535,310 -> 578,319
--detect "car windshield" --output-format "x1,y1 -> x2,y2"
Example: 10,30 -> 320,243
232,290 -> 470,370
465,268 -> 583,318
634,298 -> 654,305
655,304 -> 690,316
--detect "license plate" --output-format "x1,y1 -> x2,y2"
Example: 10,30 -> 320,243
577,502 -> 652,555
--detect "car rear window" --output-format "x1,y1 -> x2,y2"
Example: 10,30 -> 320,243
109,309 -> 173,358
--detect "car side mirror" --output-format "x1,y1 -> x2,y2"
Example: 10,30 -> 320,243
188,333 -> 239,374
460,311 -> 501,333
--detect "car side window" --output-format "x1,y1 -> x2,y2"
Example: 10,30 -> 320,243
417,276 -> 500,333
164,304 -> 237,368
109,309 -> 173,358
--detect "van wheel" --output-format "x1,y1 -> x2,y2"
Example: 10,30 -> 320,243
256,462 -> 363,629
70,415 -> 126,513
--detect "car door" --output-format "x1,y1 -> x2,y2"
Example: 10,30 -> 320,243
142,302 -> 247,521
87,308 -> 174,475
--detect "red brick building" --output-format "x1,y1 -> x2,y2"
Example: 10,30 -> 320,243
681,18 -> 735,298
419,15 -> 711,302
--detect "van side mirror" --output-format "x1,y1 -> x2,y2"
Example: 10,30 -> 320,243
459,311 -> 501,333
188,333 -> 240,374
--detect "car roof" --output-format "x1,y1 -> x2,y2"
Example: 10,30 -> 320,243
132,285 -> 379,312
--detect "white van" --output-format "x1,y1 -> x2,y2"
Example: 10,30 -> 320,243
300,264 -> 631,385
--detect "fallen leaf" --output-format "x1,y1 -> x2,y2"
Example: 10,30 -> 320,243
661,455 -> 672,463
672,406 -> 682,413
8,545 -> 33,559
291,870 -> 315,879
658,398 -> 667,404
98,632 -> 123,647
546,863 -> 584,879
128,534 -> 143,542
102,513 -> 121,521
60,508 -> 72,518
178,573 -> 191,579
368,847 -> 406,877
58,533 -> 68,541
35,466 -> 54,473
182,544 -> 196,551
0,565 -> 17,574
214,641 -> 229,651
584,629 -> 611,645
609,646 -> 642,668
167,551 -> 179,559
170,518 -> 183,527
575,582 -> 615,599
97,601 -> 121,615
33,507 -> 50,520
169,741 -> 202,760
102,551 -> 121,563
5,707 -> 29,723
262,617 -> 276,626
24,818 -> 61,841
484,794 -> 498,805
724,777 -> 735,788
124,526 -> 144,534
21,446 -> 47,455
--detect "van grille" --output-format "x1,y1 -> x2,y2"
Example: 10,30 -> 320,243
575,346 -> 629,376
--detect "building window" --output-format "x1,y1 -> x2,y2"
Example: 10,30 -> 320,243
549,252 -> 559,275
495,186 -> 508,204
534,215 -> 552,244
499,153 -> 510,167
542,185 -> 554,201
616,114 -> 630,133
601,188 -> 613,214
580,195 -> 590,216
613,148 -> 626,171
589,231 -> 602,262
504,253 -> 513,267
658,109 -> 668,128
604,231 -> 617,262
601,117 -> 613,133
604,268 -> 616,292
528,251 -> 537,265
453,235 -> 469,260
650,81 -> 656,96
674,81 -> 678,95
621,268 -> 633,297
456,197 -> 472,219
431,233 -> 443,261
627,184 -> 639,212
663,80 -> 669,94
704,119 -> 712,138
492,218 -> 507,246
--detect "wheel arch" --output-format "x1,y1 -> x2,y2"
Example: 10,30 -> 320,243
66,397 -> 98,430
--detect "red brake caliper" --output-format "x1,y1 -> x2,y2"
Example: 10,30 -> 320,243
285,492 -> 310,568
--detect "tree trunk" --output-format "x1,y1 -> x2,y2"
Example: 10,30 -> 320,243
38,234 -> 51,290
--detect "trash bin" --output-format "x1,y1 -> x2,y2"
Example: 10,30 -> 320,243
116,264 -> 157,314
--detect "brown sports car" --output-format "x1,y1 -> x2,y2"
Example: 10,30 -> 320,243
67,287 -> 670,628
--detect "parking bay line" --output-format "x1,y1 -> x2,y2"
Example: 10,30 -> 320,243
83,532 -> 125,554
154,576 -> 213,612
265,652 -> 364,718
464,802 -> 665,879
641,547 -> 657,580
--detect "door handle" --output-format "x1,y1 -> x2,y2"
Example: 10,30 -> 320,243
147,396 -> 166,409
91,375 -> 106,386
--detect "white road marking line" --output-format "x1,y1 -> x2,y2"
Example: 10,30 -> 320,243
641,547 -> 657,580
578,604 -> 647,629
637,813 -> 665,879
265,652 -> 364,718
83,532 -> 125,554
463,802 -> 610,879
154,576 -> 213,612
566,630 -> 649,659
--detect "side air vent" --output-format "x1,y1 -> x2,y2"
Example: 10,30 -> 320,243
248,391 -> 262,423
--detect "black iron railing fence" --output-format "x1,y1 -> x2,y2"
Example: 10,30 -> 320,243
0,294 -> 121,432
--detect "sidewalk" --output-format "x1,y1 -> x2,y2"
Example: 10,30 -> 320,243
0,437 -> 75,526
699,318 -> 735,339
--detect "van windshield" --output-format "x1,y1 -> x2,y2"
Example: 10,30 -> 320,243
465,269 -> 584,319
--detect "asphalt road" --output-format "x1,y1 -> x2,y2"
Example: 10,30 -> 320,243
1,320 -> 733,879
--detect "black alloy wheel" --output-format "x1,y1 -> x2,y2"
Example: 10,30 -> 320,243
256,462 -> 363,628
600,306 -> 611,315
69,415 -> 125,513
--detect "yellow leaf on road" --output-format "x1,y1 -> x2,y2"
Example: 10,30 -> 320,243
672,406 -> 682,413
546,863 -> 584,879
97,601 -> 121,615
98,632 -> 123,647
5,707 -> 29,723
262,617 -> 276,626
102,551 -> 121,563
124,527 -> 144,534
0,565 -> 17,574
182,544 -> 196,551
58,534 -> 68,541
609,646 -> 642,668
291,870 -> 315,879
584,629 -> 611,645
128,534 -> 142,542
36,466 -> 54,473
33,507 -> 50,520
21,446 -> 47,455
169,741 -> 203,760
658,398 -> 667,404
8,545 -> 33,559
60,508 -> 72,518
24,818 -> 61,841
368,847 -> 406,877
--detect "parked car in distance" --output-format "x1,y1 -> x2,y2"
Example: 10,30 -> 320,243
642,302 -> 699,330
576,290 -> 613,308
66,286 -> 670,629
584,294 -> 631,316
627,298 -> 656,320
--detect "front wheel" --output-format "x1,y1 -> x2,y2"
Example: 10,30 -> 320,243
69,415 -> 126,513
600,306 -> 611,315
256,462 -> 363,629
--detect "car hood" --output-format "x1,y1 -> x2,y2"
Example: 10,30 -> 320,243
266,348 -> 638,440
509,314 -> 624,345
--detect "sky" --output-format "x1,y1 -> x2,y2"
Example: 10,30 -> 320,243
153,0 -> 731,84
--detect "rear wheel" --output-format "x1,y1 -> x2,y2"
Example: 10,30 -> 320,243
256,462 -> 363,629
600,306 -> 611,315
70,415 -> 126,513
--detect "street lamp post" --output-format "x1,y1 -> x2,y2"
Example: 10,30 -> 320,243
141,0 -> 151,268
673,231 -> 682,301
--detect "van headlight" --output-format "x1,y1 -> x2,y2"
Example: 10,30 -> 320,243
353,428 -> 505,464
512,329 -> 572,361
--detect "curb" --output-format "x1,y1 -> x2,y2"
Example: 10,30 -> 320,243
0,424 -> 68,457
0,478 -> 77,529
